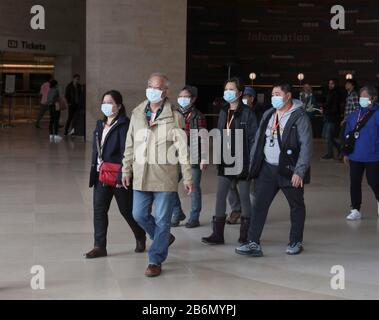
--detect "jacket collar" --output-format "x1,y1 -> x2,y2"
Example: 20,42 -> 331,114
134,98 -> 175,122
222,102 -> 244,117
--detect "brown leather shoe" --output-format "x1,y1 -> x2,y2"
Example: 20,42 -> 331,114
169,234 -> 175,247
145,264 -> 162,277
226,211 -> 241,224
135,238 -> 146,253
85,247 -> 107,259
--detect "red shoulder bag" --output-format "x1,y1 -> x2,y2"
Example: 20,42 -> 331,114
96,131 -> 121,187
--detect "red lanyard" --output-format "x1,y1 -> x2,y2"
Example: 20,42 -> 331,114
272,104 -> 293,136
185,112 -> 192,123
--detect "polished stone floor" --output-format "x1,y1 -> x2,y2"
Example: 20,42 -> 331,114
0,124 -> 378,300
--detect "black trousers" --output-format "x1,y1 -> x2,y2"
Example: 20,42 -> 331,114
49,105 -> 61,135
93,180 -> 146,248
65,103 -> 79,134
349,160 -> 379,210
248,162 -> 306,244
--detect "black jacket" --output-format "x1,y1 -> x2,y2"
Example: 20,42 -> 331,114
89,116 -> 129,188
217,103 -> 258,179
249,107 -> 313,186
65,82 -> 83,106
324,89 -> 341,123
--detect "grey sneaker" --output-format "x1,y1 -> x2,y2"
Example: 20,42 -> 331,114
286,242 -> 303,255
235,241 -> 263,257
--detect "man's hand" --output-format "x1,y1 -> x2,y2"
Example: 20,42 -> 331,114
200,160 -> 208,171
184,184 -> 193,195
291,174 -> 303,188
343,156 -> 349,166
122,176 -> 130,189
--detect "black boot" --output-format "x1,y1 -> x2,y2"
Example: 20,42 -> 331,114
201,216 -> 226,245
238,216 -> 250,244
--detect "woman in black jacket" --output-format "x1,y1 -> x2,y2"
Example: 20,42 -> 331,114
202,77 -> 258,245
85,90 -> 146,259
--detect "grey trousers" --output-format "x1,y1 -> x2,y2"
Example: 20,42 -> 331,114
228,179 -> 255,212
216,176 -> 251,218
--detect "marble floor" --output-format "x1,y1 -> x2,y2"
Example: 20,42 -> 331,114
0,123 -> 378,300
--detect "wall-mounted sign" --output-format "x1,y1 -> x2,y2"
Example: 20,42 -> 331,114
8,40 -> 18,48
5,75 -> 16,94
7,39 -> 46,51
1,36 -> 79,56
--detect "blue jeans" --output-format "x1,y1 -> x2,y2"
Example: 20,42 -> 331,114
172,167 -> 202,222
322,122 -> 340,156
132,191 -> 176,265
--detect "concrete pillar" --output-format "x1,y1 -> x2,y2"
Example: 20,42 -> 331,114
86,0 -> 188,139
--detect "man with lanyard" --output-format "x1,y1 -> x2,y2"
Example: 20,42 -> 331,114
122,73 -> 193,277
171,85 -> 208,228
236,83 -> 313,257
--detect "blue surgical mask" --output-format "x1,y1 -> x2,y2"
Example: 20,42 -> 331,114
271,96 -> 285,109
359,97 -> 371,108
178,97 -> 192,111
101,103 -> 114,117
224,90 -> 238,103
146,88 -> 163,104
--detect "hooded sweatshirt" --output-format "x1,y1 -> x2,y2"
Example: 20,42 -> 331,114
264,99 -> 303,165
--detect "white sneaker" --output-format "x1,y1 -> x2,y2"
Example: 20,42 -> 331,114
346,209 -> 362,221
54,135 -> 63,142
49,135 -> 54,142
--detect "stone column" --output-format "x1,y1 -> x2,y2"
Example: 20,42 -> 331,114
86,0 -> 188,139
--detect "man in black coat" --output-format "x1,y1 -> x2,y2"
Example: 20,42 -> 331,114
321,79 -> 341,159
64,74 -> 83,136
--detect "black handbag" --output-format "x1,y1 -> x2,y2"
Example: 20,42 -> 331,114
342,110 -> 375,155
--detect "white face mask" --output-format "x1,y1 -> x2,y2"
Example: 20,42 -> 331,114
242,98 -> 248,105
101,103 -> 114,117
177,97 -> 192,111
359,97 -> 371,108
146,88 -> 163,104
271,96 -> 285,109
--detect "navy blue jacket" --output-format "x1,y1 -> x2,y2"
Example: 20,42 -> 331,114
345,104 -> 379,163
89,116 -> 130,187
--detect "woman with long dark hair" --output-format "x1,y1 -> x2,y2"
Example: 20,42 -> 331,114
202,77 -> 258,245
85,90 -> 146,258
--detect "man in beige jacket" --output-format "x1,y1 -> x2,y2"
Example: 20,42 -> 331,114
122,73 -> 193,277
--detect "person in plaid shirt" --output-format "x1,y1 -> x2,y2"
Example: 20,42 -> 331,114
343,79 -> 360,121
171,85 -> 208,228
339,79 -> 360,160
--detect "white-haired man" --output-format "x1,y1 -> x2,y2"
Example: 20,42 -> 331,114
122,73 -> 193,277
